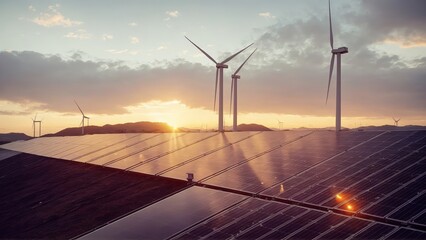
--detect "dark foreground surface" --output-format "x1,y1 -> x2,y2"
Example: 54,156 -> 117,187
0,151 -> 187,239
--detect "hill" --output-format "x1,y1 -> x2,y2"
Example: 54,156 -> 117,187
236,123 -> 272,131
355,125 -> 426,131
45,121 -> 173,137
0,133 -> 32,144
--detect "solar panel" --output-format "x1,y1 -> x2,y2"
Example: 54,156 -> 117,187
104,132 -> 218,169
131,131 -> 258,175
385,227 -> 426,239
160,131 -> 312,182
351,223 -> 397,239
1,130 -> 425,238
55,134 -> 143,160
79,186 -> 246,240
0,149 -> 20,161
203,131 -> 383,194
83,132 -> 185,165
171,198 -> 353,239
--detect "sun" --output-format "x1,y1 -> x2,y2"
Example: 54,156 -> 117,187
167,122 -> 178,131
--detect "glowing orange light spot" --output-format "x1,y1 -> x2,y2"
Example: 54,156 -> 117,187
336,194 -> 343,200
279,184 -> 284,194
347,204 -> 353,210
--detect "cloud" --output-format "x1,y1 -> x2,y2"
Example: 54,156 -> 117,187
249,2 -> 426,118
28,5 -> 36,12
101,34 -> 113,40
65,29 -> 91,39
130,37 -> 140,44
0,51 -> 214,115
32,4 -> 82,27
164,10 -> 180,21
128,22 -> 138,27
1,1 -> 425,120
0,50 -> 424,119
345,0 -> 426,49
166,10 -> 179,18
105,49 -> 129,54
258,12 -> 276,19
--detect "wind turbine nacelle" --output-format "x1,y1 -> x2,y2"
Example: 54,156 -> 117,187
216,63 -> 228,68
332,47 -> 348,54
232,74 -> 240,79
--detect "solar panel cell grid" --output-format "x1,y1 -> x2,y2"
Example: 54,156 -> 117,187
162,131 -> 311,181
235,225 -> 271,239
134,132 -> 257,175
3,131 -> 426,239
385,228 -> 426,239
204,131 -> 381,195
70,133 -> 158,162
317,218 -> 371,239
413,211 -> 426,225
389,203 -> 424,221
86,133 -> 184,165
351,223 -> 396,239
105,132 -> 217,169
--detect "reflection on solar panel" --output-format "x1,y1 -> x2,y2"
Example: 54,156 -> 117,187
0,149 -> 20,161
79,187 -> 246,240
203,131 -> 381,193
1,130 -> 425,239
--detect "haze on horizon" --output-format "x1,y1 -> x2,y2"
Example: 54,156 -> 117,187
0,0 -> 425,136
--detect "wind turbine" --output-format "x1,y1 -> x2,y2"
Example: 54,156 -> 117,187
185,36 -> 253,132
326,0 -> 348,132
393,117 -> 400,126
31,114 -> 42,138
74,100 -> 90,135
230,49 -> 257,132
277,119 -> 284,130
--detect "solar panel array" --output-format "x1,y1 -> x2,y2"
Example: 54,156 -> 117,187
1,130 -> 425,239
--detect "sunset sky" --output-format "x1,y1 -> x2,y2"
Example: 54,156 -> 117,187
1,0 -> 425,135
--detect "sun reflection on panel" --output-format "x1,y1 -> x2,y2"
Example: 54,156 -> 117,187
279,184 -> 285,194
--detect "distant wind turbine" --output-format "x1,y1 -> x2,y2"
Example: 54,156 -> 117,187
277,119 -> 284,130
230,49 -> 257,132
74,100 -> 90,135
326,0 -> 348,132
185,36 -> 253,132
393,117 -> 400,126
31,113 -> 42,138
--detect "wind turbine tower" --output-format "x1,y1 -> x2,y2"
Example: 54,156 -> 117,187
185,36 -> 253,132
277,120 -> 284,130
74,101 -> 90,135
31,114 -> 42,138
230,49 -> 257,132
326,0 -> 348,132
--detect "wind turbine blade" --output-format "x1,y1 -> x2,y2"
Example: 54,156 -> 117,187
34,113 -> 37,121
221,43 -> 254,64
185,36 -> 217,64
392,117 -> 396,121
329,0 -> 334,49
230,78 -> 234,115
214,68 -> 218,111
74,100 -> 85,115
326,54 -> 335,104
234,48 -> 257,75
